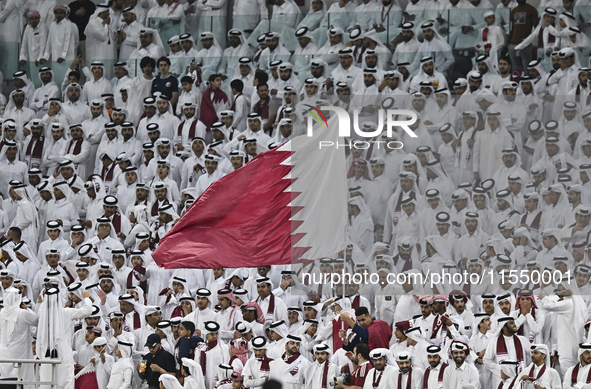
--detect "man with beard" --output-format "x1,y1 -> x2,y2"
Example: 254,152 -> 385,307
519,344 -> 561,389
409,56 -> 449,93
252,84 -> 278,135
331,48 -> 362,88
308,60 -> 329,90
476,54 -> 501,91
271,63 -> 302,103
61,83 -> 91,124
42,123 -> 68,177
456,213 -> 490,273
455,71 -> 483,113
31,67 -> 60,118
412,23 -> 454,75
567,67 -> 591,111
334,82 -> 351,110
361,348 -> 397,389
394,351 -> 423,389
258,32 -> 291,71
4,89 -> 35,136
242,336 -> 273,388
302,344 -> 338,388
392,23 -> 421,67
379,71 -> 410,105
315,30 -> 345,75
490,82 -> 526,150
268,335 -> 311,389
520,192 -> 543,243
443,342 -> 480,389
449,291 -> 476,337
424,345 -> 449,389
291,28 -> 318,82
490,56 -> 513,93
349,69 -> 380,123
483,317 -> 531,389
23,119 -> 48,170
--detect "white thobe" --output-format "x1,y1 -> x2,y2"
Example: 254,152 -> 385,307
129,43 -> 166,60
520,363 -> 561,389
42,19 -> 77,60
442,362 -> 480,389
243,356 -> 271,389
472,127 -> 514,180
393,368 -> 424,389
85,16 -> 117,64
542,295 -> 579,374
303,361 -> 339,389
194,341 -> 230,389
483,334 -> 530,389
20,23 -> 48,62
195,169 -> 226,196
0,307 -> 38,379
268,354 -> 311,389
255,293 -> 288,324
119,21 -> 145,60
563,362 -> 591,389
83,77 -> 114,103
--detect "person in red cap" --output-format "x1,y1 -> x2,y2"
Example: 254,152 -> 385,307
391,321 -> 412,356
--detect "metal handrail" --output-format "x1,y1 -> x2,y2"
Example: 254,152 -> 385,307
0,358 -> 62,389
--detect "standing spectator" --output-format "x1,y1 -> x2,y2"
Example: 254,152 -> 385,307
508,0 -> 539,74
69,0 -> 97,63
19,11 -> 49,81
151,57 -> 179,107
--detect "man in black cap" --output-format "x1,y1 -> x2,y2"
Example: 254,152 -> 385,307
138,333 -> 176,389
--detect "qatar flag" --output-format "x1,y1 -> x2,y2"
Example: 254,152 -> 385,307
75,364 -> 99,389
153,114 -> 348,269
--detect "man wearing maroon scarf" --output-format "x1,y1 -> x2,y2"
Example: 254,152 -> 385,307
23,120 -> 47,170
511,289 -> 545,344
519,344 -> 561,389
268,334 -> 311,389
195,321 -> 229,389
341,306 -> 392,351
395,350 -> 424,389
199,74 -> 230,143
302,344 -> 338,389
252,83 -> 278,135
424,345 -> 448,389
483,316 -> 531,389
243,336 -> 274,388
358,346 -> 394,389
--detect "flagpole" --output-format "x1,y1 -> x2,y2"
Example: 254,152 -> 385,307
342,224 -> 347,333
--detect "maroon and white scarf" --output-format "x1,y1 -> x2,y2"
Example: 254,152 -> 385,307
257,293 -> 275,323
198,340 -> 218,381
177,118 -> 199,144
496,335 -> 524,362
398,368 -> 413,389
571,362 -> 591,386
527,363 -> 546,381
423,363 -> 447,389
25,135 -> 45,169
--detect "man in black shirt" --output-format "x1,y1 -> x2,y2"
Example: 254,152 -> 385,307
69,0 -> 96,59
138,333 -> 177,389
